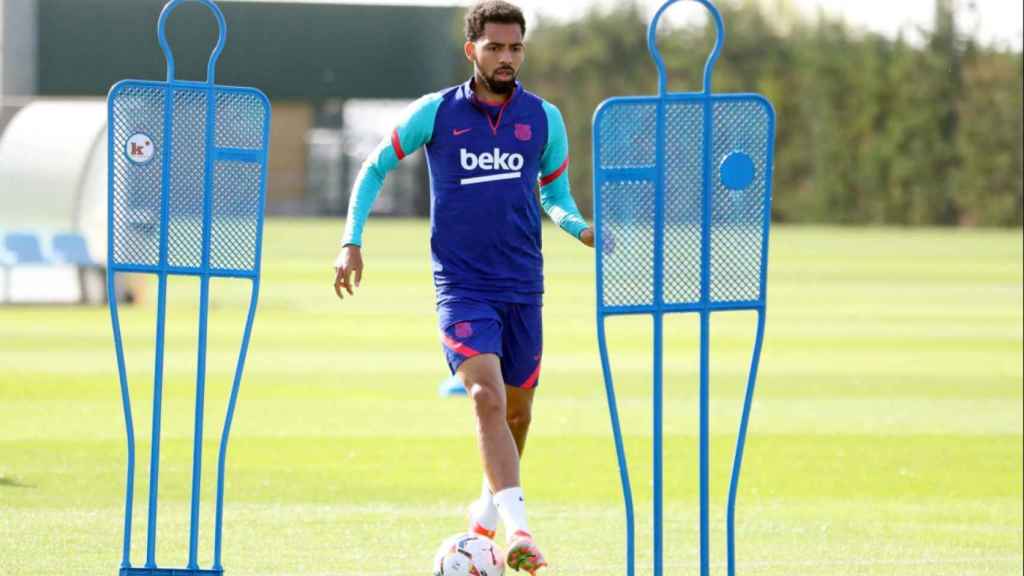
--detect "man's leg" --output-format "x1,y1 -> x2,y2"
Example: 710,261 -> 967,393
470,384 -> 534,538
459,354 -> 546,574
457,354 -> 519,493
501,383 -> 546,573
438,304 -> 506,539
505,384 -> 535,457
496,301 -> 547,573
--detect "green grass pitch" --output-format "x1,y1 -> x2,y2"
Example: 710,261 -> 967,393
1,219 -> 1021,575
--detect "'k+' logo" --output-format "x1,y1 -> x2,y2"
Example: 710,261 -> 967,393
126,133 -> 155,165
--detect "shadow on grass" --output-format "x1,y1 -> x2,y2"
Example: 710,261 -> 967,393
0,475 -> 32,488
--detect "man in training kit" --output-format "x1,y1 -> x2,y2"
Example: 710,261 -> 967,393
333,1 -> 594,572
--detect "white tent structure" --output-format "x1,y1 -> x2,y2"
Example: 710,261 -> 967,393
0,99 -> 108,303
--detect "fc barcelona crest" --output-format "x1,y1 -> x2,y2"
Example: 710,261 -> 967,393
514,123 -> 532,141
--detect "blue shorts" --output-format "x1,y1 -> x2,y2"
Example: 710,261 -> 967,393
438,298 -> 543,389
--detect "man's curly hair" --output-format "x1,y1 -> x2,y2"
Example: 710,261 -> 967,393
464,0 -> 526,42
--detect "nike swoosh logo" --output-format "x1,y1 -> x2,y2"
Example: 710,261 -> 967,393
453,128 -> 472,136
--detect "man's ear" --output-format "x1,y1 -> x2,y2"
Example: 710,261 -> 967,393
464,41 -> 476,63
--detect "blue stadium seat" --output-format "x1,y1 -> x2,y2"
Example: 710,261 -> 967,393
1,231 -> 105,304
0,231 -> 12,301
3,232 -> 47,265
52,232 -> 96,266
0,237 -> 12,267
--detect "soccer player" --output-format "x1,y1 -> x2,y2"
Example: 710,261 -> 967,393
333,1 -> 593,572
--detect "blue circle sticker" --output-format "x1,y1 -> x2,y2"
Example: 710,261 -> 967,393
720,151 -> 756,191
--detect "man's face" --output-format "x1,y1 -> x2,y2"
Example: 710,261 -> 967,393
465,22 -> 525,95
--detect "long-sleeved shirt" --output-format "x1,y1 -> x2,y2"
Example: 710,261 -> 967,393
342,78 -> 588,304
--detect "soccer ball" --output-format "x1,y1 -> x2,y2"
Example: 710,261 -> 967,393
433,532 -> 505,576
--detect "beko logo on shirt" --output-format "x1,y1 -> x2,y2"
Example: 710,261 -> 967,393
460,148 -> 524,171
459,148 -> 524,185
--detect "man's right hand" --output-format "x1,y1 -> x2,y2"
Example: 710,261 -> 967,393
334,244 -> 364,300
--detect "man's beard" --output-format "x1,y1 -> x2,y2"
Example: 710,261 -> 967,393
478,66 -> 518,95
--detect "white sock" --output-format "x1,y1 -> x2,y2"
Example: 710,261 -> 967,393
493,486 -> 530,539
470,476 -> 498,533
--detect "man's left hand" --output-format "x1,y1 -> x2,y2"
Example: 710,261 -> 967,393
580,227 -> 595,248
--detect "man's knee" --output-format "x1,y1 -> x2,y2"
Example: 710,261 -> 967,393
506,403 -> 532,433
468,379 -> 505,420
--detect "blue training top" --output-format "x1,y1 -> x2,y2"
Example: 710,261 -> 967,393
342,78 -> 589,304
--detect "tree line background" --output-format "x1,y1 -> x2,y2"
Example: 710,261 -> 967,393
511,0 -> 1022,227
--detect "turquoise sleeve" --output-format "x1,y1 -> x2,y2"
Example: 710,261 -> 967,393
539,101 -> 589,240
341,93 -> 444,246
